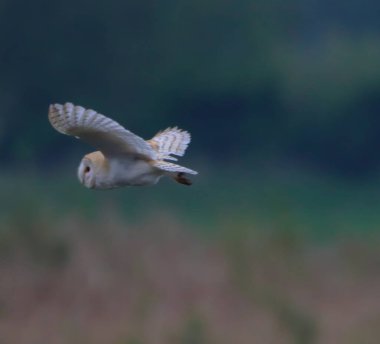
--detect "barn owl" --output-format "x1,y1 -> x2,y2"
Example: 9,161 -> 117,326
48,102 -> 198,189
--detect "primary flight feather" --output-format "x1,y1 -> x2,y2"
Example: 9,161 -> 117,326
48,102 -> 198,189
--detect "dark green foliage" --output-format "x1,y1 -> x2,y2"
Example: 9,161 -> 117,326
0,0 -> 379,176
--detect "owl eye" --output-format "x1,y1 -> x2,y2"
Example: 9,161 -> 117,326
84,166 -> 91,173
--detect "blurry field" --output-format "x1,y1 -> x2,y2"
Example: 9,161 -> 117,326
2,165 -> 380,237
0,168 -> 380,344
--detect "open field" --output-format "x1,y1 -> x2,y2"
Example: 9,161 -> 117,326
0,171 -> 379,343
1,167 -> 380,237
0,212 -> 379,344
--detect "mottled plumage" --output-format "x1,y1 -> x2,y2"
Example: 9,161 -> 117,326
49,102 -> 198,189
147,127 -> 190,161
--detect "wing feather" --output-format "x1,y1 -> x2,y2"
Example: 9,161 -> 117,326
152,161 -> 198,175
49,103 -> 156,159
148,127 -> 191,161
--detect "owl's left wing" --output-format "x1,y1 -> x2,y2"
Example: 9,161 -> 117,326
49,103 -> 156,160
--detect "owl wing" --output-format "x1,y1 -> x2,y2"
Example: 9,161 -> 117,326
147,127 -> 191,161
49,103 -> 156,160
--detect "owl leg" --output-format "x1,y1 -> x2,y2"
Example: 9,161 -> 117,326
174,172 -> 192,186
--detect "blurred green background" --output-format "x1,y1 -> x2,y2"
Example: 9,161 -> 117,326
1,1 -> 380,343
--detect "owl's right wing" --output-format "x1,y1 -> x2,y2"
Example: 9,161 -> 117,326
49,103 -> 156,160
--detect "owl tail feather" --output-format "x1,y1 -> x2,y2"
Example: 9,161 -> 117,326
152,161 -> 198,186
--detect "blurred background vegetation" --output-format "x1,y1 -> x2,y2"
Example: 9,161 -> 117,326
0,0 -> 380,343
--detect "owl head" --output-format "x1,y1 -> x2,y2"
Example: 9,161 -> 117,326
77,151 -> 107,189
78,157 -> 96,188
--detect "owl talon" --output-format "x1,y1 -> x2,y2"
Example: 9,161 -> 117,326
175,172 -> 192,186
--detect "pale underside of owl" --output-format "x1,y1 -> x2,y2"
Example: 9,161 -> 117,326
48,102 -> 198,189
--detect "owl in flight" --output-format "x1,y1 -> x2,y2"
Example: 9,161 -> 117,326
48,102 -> 198,189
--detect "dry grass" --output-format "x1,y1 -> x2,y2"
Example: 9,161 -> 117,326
0,212 -> 379,344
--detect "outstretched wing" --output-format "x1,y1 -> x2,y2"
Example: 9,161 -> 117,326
147,127 -> 191,161
152,161 -> 198,175
49,103 -> 156,159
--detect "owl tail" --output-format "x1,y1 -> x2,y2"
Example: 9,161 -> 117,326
148,127 -> 191,161
152,161 -> 198,186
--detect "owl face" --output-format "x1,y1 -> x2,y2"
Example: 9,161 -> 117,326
78,157 -> 96,189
